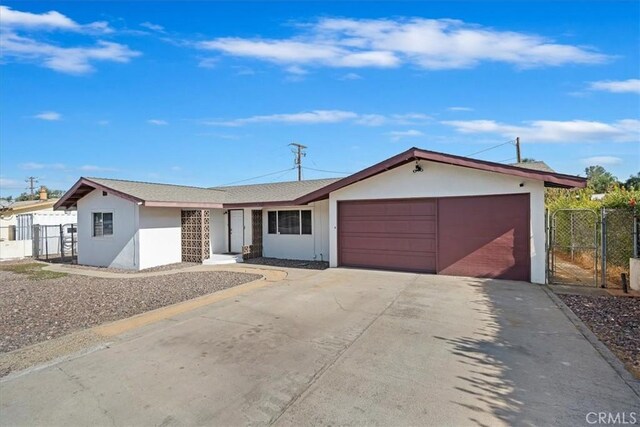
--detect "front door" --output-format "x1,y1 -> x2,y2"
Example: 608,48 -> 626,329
229,210 -> 244,253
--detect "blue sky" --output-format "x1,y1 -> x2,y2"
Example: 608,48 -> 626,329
1,1 -> 638,197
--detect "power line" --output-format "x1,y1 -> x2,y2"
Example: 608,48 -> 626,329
303,166 -> 353,175
218,167 -> 296,186
466,140 -> 515,157
498,157 -> 517,163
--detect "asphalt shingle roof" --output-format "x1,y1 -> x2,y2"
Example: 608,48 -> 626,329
87,178 -> 227,204
211,178 -> 341,204
510,161 -> 556,173
84,177 -> 341,205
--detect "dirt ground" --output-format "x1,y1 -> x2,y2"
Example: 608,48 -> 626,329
558,293 -> 640,379
0,263 -> 260,354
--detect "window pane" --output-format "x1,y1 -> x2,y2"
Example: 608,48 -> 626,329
278,211 -> 300,235
301,210 -> 312,235
268,211 -> 277,234
103,212 -> 113,236
93,212 -> 103,237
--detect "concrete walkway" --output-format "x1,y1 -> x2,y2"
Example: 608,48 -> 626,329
2,268 -> 639,426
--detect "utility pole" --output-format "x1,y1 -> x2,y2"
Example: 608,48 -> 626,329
289,143 -> 307,181
25,176 -> 38,197
515,137 -> 522,163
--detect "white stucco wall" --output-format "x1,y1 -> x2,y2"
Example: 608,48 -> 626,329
137,207 -> 181,270
262,200 -> 330,261
328,161 -> 546,283
77,189 -> 139,269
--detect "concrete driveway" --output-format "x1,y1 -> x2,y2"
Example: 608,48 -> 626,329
1,267 -> 638,426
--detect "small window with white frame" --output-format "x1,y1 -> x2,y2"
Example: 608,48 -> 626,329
267,210 -> 312,235
93,212 -> 113,237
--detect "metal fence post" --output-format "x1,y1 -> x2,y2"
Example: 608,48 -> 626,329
59,224 -> 64,261
634,213 -> 638,259
600,207 -> 607,288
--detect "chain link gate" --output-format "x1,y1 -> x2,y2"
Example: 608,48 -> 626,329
601,207 -> 635,288
547,209 -> 599,287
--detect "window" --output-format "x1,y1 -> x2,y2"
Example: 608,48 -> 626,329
278,211 -> 300,235
268,211 -> 277,234
301,210 -> 312,235
267,210 -> 312,235
93,212 -> 113,237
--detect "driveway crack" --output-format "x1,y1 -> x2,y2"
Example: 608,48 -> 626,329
269,274 -> 420,425
58,366 -> 116,426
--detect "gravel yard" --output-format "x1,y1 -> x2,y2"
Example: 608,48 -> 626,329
558,294 -> 640,379
243,257 -> 329,270
59,261 -> 199,274
0,265 -> 260,353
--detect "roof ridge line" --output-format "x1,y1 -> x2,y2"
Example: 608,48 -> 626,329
86,177 -> 226,192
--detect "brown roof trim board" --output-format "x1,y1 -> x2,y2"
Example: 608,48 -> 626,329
294,147 -> 586,205
54,178 -> 144,210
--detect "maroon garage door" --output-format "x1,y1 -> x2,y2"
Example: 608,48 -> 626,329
338,199 -> 437,273
338,194 -> 530,281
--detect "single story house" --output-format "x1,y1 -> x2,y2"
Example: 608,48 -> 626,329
55,148 -> 585,283
1,188 -> 76,260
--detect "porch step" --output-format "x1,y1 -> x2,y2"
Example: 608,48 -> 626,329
202,253 -> 244,265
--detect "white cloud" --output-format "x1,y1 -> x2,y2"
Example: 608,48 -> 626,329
589,79 -> 640,94
0,32 -> 140,74
170,166 -> 182,171
0,177 -> 23,189
79,165 -> 117,172
0,6 -> 112,33
448,106 -> 474,112
147,119 -> 168,125
285,65 -> 308,75
339,72 -> 362,80
19,162 -> 66,170
581,156 -> 623,166
34,111 -> 61,121
140,22 -> 164,32
198,57 -> 218,68
442,119 -> 640,143
387,129 -> 424,141
198,17 -> 608,72
202,110 -> 431,127
204,110 -> 358,126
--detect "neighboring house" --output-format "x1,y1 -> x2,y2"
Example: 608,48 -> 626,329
55,148 -> 585,283
0,188 -> 77,260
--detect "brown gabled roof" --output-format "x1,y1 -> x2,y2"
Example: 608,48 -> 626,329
54,177 -> 341,210
55,148 -> 585,210
55,178 -> 227,210
294,147 -> 586,204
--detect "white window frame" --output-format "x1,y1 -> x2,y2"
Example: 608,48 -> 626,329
92,211 -> 114,238
267,209 -> 312,235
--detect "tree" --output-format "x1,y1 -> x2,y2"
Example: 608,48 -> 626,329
624,172 -> 640,190
584,165 -> 618,193
521,157 -> 537,163
14,189 -> 66,202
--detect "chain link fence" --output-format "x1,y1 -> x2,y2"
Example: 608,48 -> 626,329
547,207 -> 637,288
0,224 -> 77,263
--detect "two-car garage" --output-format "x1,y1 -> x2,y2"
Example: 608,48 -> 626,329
294,148 -> 586,284
337,194 -> 531,281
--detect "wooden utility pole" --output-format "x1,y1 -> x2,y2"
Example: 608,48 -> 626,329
515,137 -> 521,163
289,143 -> 307,181
25,176 -> 38,197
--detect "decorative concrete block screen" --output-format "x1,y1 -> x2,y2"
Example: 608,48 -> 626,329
181,210 -> 210,263
244,210 -> 263,260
